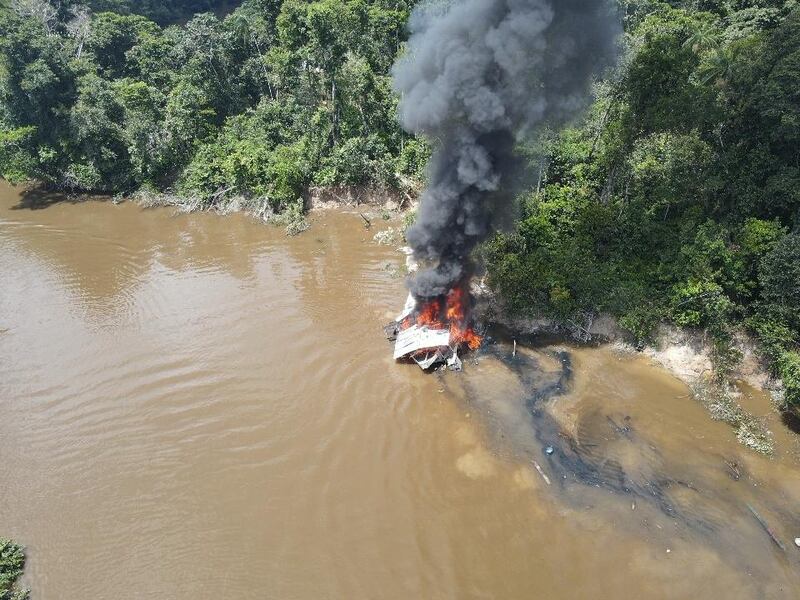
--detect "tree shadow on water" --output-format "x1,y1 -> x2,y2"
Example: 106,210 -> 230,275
781,408 -> 800,434
11,186 -> 109,210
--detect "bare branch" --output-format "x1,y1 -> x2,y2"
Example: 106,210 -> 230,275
11,0 -> 58,34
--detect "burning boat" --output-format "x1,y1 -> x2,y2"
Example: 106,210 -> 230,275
387,284 -> 482,371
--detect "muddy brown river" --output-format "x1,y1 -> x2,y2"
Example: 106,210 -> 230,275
1,180 -> 800,599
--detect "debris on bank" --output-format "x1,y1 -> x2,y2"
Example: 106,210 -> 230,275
690,383 -> 774,455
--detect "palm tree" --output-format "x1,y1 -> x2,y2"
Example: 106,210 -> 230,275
697,45 -> 738,88
683,23 -> 720,55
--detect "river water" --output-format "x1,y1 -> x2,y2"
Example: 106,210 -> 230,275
1,181 -> 799,599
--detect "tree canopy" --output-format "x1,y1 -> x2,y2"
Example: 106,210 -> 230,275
0,0 -> 422,212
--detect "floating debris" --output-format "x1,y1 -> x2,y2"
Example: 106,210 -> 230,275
747,503 -> 786,552
532,460 -> 551,486
724,459 -> 741,481
447,348 -> 463,372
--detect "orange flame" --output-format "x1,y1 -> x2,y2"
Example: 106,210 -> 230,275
445,286 -> 482,350
416,298 -> 443,328
402,284 -> 482,351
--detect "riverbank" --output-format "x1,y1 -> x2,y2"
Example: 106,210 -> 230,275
473,281 -> 788,454
128,183 -> 417,236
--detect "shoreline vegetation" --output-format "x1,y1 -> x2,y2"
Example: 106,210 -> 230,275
477,293 -> 782,454
1,0 -> 799,435
129,181 -> 415,236
0,538 -> 28,600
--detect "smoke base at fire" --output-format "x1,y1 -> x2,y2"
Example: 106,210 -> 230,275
393,0 -> 620,299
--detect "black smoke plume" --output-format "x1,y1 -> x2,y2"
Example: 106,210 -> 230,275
393,0 -> 620,299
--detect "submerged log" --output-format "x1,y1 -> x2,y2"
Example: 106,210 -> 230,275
747,503 -> 786,552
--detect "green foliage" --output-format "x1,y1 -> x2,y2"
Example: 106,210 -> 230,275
777,350 -> 800,408
484,1 -> 800,400
68,72 -> 133,190
670,280 -> 732,328
722,9 -> 800,220
618,305 -> 661,346
759,233 -> 800,327
0,538 -> 28,600
267,197 -> 308,235
0,0 -> 418,197
177,96 -> 311,210
396,138 -> 430,181
0,126 -> 36,181
752,306 -> 800,409
628,131 -> 715,217
748,313 -> 797,360
260,140 -> 309,210
738,217 -> 786,259
315,135 -> 392,186
86,12 -> 159,77
621,6 -> 716,136
86,0 -> 232,25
